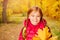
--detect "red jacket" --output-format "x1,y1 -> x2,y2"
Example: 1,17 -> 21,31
18,19 -> 47,40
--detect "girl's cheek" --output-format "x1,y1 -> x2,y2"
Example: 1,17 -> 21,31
31,16 -> 34,20
29,16 -> 34,22
37,17 -> 40,20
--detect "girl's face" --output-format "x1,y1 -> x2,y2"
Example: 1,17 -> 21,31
29,11 -> 41,25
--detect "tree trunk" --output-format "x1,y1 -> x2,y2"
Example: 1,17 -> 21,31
2,0 -> 8,23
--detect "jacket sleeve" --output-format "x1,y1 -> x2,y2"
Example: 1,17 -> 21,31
18,19 -> 27,40
18,27 -> 27,40
18,28 -> 24,40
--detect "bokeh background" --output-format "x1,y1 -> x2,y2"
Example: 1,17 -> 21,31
0,0 -> 60,40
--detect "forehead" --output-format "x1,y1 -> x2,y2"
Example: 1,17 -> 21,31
29,11 -> 40,15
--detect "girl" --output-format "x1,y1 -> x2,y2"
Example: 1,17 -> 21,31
18,6 -> 52,40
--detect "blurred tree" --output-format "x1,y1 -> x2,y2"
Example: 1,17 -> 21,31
2,0 -> 8,23
0,0 -> 60,23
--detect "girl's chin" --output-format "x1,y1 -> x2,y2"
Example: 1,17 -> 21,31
31,21 -> 39,25
32,23 -> 38,25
